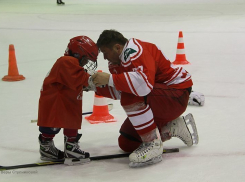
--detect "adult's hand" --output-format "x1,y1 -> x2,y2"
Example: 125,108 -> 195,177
91,72 -> 110,87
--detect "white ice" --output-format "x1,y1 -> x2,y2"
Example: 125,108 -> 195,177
1,0 -> 245,181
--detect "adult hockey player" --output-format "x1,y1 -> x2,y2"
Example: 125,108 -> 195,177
92,29 -> 199,167
37,36 -> 98,165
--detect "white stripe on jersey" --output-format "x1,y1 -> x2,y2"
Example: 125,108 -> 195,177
137,70 -> 153,90
108,86 -> 121,100
127,105 -> 154,127
182,76 -> 192,83
125,72 -> 138,96
121,61 -> 131,67
124,71 -> 152,96
164,67 -> 183,84
131,39 -> 143,61
164,67 -> 191,86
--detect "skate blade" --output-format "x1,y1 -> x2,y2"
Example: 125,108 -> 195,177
185,113 -> 199,145
129,155 -> 162,168
64,158 -> 90,166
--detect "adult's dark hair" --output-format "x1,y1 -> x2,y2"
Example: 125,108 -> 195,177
97,29 -> 128,49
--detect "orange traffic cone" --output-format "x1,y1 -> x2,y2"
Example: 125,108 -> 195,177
172,31 -> 190,65
85,93 -> 116,124
2,44 -> 25,81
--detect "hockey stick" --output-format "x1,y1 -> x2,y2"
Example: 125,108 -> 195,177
0,148 -> 179,171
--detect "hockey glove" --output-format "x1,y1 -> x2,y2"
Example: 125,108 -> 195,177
83,76 -> 97,92
188,91 -> 205,106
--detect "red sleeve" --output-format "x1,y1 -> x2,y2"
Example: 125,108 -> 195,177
45,56 -> 90,90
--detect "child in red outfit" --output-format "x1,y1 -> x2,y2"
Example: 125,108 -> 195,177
37,36 -> 98,165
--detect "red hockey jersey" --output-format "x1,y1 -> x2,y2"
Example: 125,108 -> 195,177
37,56 -> 90,129
108,38 -> 193,96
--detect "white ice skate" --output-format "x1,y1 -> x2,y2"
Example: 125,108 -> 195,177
161,113 -> 199,146
129,138 -> 163,168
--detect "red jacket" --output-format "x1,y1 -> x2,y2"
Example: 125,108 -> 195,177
37,56 -> 90,129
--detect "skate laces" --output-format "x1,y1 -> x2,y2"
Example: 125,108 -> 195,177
75,142 -> 86,154
170,118 -> 191,145
68,141 -> 86,154
40,140 -> 59,155
134,141 -> 155,157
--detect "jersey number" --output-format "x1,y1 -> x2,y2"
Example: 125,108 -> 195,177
132,65 -> 143,72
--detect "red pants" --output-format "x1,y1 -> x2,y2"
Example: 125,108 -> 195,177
119,83 -> 190,152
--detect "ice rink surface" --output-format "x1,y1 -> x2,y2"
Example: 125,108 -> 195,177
0,0 -> 245,181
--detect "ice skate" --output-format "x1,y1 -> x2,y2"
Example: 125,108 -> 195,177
129,138 -> 163,168
38,134 -> 64,161
161,113 -> 199,146
57,0 -> 65,5
64,134 -> 90,165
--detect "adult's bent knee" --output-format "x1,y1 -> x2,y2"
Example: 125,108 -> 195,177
118,135 -> 141,153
